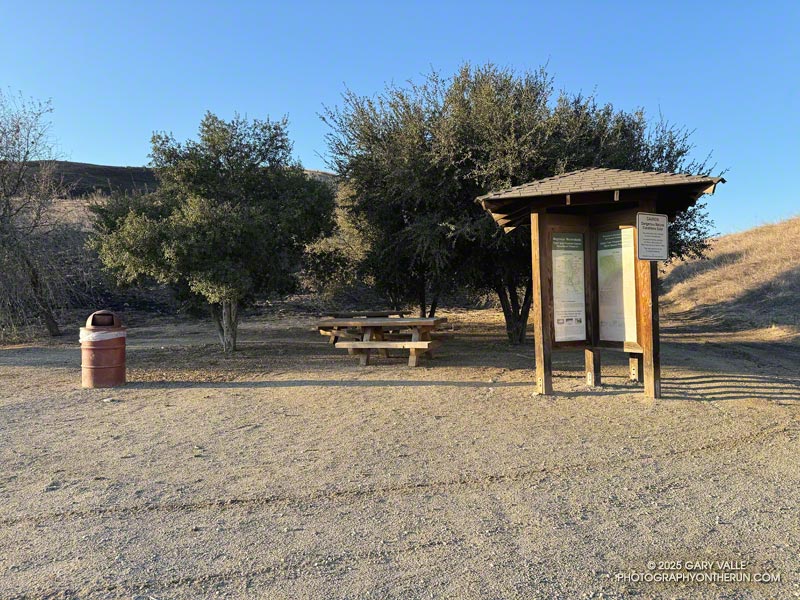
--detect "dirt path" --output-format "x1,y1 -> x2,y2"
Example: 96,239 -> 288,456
1,310 -> 798,599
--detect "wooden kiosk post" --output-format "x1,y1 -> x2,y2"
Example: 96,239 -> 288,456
530,210 -> 553,395
478,169 -> 724,399
634,197 -> 661,398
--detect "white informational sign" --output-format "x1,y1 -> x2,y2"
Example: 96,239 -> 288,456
636,212 -> 669,261
598,228 -> 638,343
552,232 -> 586,342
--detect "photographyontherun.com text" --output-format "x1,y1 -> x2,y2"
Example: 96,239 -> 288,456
615,560 -> 781,585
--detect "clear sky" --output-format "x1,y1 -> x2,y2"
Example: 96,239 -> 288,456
2,0 -> 798,233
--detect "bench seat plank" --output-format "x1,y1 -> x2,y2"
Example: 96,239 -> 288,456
335,340 -> 441,350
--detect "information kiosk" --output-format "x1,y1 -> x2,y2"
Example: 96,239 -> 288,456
478,168 -> 724,398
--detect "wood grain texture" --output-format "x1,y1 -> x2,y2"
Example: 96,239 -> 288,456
635,197 -> 662,398
531,210 -> 553,395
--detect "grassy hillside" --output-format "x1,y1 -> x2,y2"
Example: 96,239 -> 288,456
662,216 -> 800,333
41,161 -> 336,196
49,161 -> 158,196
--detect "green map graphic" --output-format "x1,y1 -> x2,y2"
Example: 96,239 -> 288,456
555,254 -> 584,294
598,254 -> 622,290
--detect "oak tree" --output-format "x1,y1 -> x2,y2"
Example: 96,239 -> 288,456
92,112 -> 334,352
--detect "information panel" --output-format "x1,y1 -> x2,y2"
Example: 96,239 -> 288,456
552,232 -> 586,342
636,212 -> 669,260
598,228 -> 637,342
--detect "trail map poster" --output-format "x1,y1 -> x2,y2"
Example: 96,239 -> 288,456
552,232 -> 586,342
598,228 -> 637,342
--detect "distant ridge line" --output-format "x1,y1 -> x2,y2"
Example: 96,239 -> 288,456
37,160 -> 336,196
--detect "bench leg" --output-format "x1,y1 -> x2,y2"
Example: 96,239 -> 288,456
359,326 -> 377,366
328,328 -> 339,345
408,326 -> 425,367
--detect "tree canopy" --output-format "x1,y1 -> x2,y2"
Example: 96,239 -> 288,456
323,63 -> 716,343
92,112 -> 334,351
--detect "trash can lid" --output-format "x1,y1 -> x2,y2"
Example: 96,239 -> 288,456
85,310 -> 123,329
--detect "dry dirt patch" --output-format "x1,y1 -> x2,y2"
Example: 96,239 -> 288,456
0,309 -> 798,599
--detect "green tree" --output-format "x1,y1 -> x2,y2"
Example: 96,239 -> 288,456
431,65 -> 553,342
303,181 -> 370,297
91,112 -> 334,352
325,63 -> 716,343
323,79 -> 459,316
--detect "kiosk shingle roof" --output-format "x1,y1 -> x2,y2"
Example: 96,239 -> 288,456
478,168 -> 724,202
478,168 -> 725,232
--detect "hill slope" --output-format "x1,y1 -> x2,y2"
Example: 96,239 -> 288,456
662,216 -> 800,335
44,161 -> 336,196
50,161 -> 158,196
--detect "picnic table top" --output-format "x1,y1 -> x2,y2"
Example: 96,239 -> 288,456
317,317 -> 447,328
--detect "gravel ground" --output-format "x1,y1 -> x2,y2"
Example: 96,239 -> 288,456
1,309 -> 798,599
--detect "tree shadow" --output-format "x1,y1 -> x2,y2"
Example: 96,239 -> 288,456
662,339 -> 800,375
127,379 -> 534,390
661,261 -> 800,333
0,346 -> 78,368
660,250 -> 744,294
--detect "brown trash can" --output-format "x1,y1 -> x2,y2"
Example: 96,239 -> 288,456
80,311 -> 127,388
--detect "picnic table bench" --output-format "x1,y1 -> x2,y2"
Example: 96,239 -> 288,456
317,316 -> 447,367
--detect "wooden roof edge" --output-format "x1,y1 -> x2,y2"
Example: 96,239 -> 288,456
476,172 -> 725,203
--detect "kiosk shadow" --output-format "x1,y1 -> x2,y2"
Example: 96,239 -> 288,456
661,373 -> 800,403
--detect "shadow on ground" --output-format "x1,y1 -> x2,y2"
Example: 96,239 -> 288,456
3,320 -> 799,409
661,373 -> 800,403
127,379 -> 534,390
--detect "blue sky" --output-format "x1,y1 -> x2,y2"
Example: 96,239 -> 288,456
3,0 -> 798,233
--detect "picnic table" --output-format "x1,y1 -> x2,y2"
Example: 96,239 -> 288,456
317,311 -> 407,345
319,310 -> 407,318
317,316 -> 447,367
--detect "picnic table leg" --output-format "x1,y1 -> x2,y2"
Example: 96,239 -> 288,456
374,329 -> 389,358
329,327 -> 339,345
408,327 -> 421,367
359,327 -> 375,366
421,327 -> 433,359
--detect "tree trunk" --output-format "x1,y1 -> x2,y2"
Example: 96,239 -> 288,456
417,277 -> 427,318
494,277 -> 532,345
210,300 -> 239,353
19,248 -> 61,336
221,300 -> 238,353
210,304 -> 224,346
427,292 -> 438,318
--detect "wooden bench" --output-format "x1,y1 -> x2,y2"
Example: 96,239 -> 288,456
317,317 -> 447,367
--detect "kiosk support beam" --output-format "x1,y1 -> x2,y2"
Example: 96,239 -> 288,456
635,199 -> 662,398
585,348 -> 601,387
585,229 -> 601,388
629,353 -> 643,383
531,211 -> 553,395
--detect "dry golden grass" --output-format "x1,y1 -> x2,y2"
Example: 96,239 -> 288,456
662,215 -> 800,334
